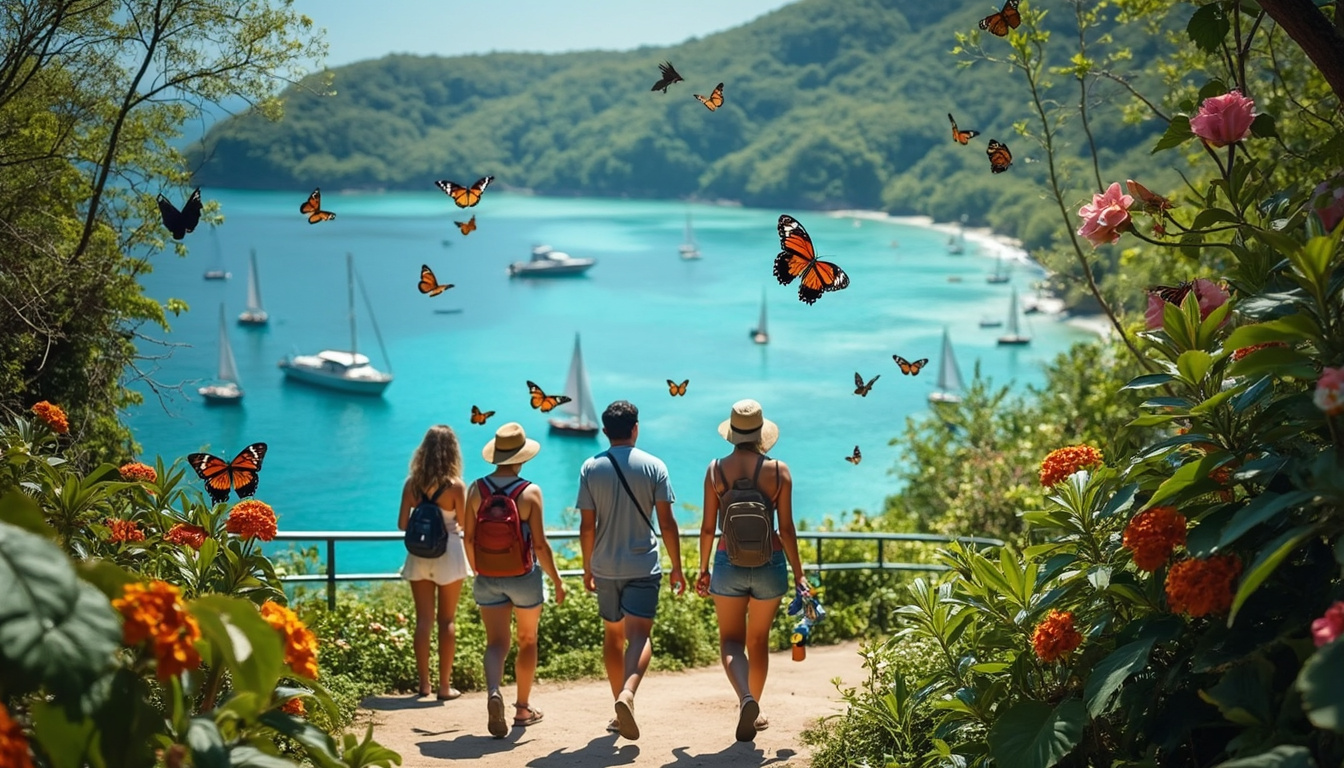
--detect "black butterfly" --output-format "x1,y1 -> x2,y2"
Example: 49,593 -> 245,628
157,188 -> 203,240
651,61 -> 685,93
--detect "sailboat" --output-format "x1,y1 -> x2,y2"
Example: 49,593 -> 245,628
997,287 -> 1032,346
749,289 -> 769,345
928,328 -> 965,404
203,229 -> 230,280
278,253 -> 393,395
548,333 -> 600,437
987,253 -> 1011,284
237,249 -> 268,326
946,216 -> 967,255
199,304 -> 243,404
678,213 -> 701,260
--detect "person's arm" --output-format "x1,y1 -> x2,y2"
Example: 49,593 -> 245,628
462,481 -> 479,574
397,480 -> 415,531
524,484 -> 566,605
696,464 -> 719,597
773,460 -> 808,594
579,508 -> 597,592
655,499 -> 684,596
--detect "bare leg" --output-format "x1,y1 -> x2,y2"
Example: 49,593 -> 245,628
602,620 -> 626,699
479,604 -> 514,694
512,605 -> 543,717
745,595 -> 783,701
712,595 -> 751,699
410,580 -> 438,695
436,580 -> 464,697
620,615 -> 655,694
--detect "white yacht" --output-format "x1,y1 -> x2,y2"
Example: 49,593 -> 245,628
509,245 -> 596,277
279,253 -> 393,395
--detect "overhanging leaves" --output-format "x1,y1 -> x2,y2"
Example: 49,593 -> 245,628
1084,639 -> 1154,717
987,698 -> 1086,768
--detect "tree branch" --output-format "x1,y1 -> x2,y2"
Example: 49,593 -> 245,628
1258,0 -> 1344,103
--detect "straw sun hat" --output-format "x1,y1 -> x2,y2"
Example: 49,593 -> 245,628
481,422 -> 541,465
717,399 -> 779,452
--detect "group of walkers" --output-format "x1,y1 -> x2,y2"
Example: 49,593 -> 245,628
396,398 -> 807,742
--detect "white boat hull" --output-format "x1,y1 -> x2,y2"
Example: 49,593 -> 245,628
199,383 -> 243,404
997,336 -> 1031,346
509,261 -> 595,277
238,311 -> 269,326
548,418 -> 599,437
928,391 -> 962,404
279,355 -> 392,395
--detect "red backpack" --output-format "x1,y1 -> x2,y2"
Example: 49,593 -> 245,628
472,478 -> 534,578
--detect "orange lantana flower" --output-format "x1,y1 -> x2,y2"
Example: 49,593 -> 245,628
1031,609 -> 1082,662
281,697 -> 307,717
112,581 -> 202,680
107,518 -> 147,544
31,401 -> 68,434
261,601 -> 319,679
118,462 -> 157,483
1039,445 -> 1104,487
1165,555 -> 1242,618
0,702 -> 35,768
165,523 -> 207,550
1122,506 -> 1187,572
226,500 -> 277,541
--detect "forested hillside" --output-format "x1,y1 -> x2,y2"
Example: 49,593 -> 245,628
193,0 -> 1178,248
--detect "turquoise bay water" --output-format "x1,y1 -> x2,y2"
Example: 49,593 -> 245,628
124,190 -> 1090,571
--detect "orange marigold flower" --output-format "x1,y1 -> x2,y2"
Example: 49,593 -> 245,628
112,581 -> 202,680
261,601 -> 320,679
31,400 -> 69,434
118,462 -> 157,483
1039,445 -> 1104,487
107,518 -> 147,544
226,500 -> 277,541
164,523 -> 207,550
0,701 -> 35,768
1031,609 -> 1083,662
280,697 -> 307,717
1165,555 -> 1242,618
1122,506 -> 1188,572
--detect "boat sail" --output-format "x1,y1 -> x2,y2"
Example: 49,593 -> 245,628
987,253 -> 1011,284
749,289 -> 769,345
278,253 -> 393,395
928,328 -> 965,404
203,228 -> 230,280
238,249 -> 268,325
549,333 -> 600,437
997,287 -> 1032,346
199,303 -> 243,404
946,216 -> 966,255
678,213 -> 701,260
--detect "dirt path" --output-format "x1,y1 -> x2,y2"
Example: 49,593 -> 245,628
358,641 -> 863,767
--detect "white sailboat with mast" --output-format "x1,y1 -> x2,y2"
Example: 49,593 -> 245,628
238,249 -> 268,325
997,287 -> 1032,346
987,252 -> 1011,284
678,213 -> 701,260
749,289 -> 769,345
928,327 -> 965,404
549,333 -> 599,437
278,253 -> 393,395
199,304 -> 243,404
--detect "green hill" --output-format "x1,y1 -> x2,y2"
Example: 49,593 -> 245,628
192,0 -> 1177,248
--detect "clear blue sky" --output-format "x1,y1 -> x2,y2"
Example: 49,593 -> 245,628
289,0 -> 798,67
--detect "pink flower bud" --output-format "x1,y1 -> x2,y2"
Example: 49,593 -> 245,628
1190,90 -> 1256,148
1312,601 -> 1344,646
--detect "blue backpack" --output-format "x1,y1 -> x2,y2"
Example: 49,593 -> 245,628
404,485 -> 448,558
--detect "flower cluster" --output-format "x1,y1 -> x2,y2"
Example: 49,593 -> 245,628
260,601 -> 320,679
1230,341 -> 1287,362
1312,177 -> 1344,231
1314,367 -> 1344,416
0,702 -> 34,768
280,697 -> 307,717
1039,445 -> 1104,487
1076,182 -> 1133,247
113,581 -> 202,680
226,500 -> 277,541
107,518 -> 146,544
118,462 -> 157,483
1312,602 -> 1344,647
1165,555 -> 1242,618
31,400 -> 69,434
1122,506 -> 1187,572
1190,89 -> 1256,148
1031,610 -> 1083,662
164,523 -> 208,550
1209,465 -> 1236,502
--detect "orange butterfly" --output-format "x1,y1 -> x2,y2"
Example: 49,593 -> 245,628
854,372 -> 880,397
456,215 -> 477,235
435,176 -> 493,208
470,405 -> 496,425
187,442 -> 267,504
694,82 -> 724,111
844,446 -> 862,465
667,379 -> 689,397
418,265 -> 454,296
1126,179 -> 1175,213
948,113 -> 980,145
986,140 -> 1013,174
527,381 -> 572,412
299,188 -> 336,224
979,0 -> 1021,36
774,215 -> 850,305
893,355 -> 929,376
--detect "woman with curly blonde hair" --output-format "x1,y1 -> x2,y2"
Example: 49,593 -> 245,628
398,424 -> 469,700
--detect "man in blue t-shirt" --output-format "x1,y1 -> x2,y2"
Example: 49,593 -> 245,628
578,400 -> 686,741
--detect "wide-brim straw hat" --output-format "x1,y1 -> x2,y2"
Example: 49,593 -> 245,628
717,399 -> 779,452
481,422 -> 541,465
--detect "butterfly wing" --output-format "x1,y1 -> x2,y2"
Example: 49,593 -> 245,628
694,83 -> 724,111
436,177 -> 493,208
300,188 -> 321,215
1126,179 -> 1173,212
470,405 -> 494,425
180,188 -> 203,236
418,265 -> 452,296
186,452 -> 231,504
666,379 -> 688,396
455,215 -> 477,235
978,0 -> 1019,35
948,113 -> 980,145
1148,282 -> 1194,306
774,214 -> 814,288
226,442 -> 268,499
844,446 -> 862,464
987,140 -> 1013,173
157,194 -> 185,239
853,371 -> 865,393
527,381 -> 572,412
911,358 -> 929,375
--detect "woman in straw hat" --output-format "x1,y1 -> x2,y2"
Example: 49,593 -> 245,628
463,422 -> 567,738
695,399 -> 807,742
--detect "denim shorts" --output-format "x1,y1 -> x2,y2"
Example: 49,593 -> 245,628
595,574 -> 662,622
473,567 -> 544,609
709,549 -> 788,600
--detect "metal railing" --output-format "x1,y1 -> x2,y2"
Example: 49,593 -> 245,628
273,530 -> 1004,609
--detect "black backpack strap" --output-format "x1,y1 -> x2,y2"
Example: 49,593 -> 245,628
750,454 -> 766,486
604,451 -> 657,535
422,484 -> 443,504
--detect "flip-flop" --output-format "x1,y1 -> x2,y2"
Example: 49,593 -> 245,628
606,718 -> 621,733
614,690 -> 639,740
736,698 -> 760,742
513,705 -> 544,726
487,692 -> 507,738
755,714 -> 770,731
437,688 -> 462,701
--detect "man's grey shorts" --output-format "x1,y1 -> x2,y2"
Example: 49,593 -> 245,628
595,574 -> 661,622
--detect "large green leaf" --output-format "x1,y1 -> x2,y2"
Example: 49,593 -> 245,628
1224,315 -> 1319,348
187,717 -> 230,768
30,699 -> 96,768
987,699 -> 1086,768
1229,525 -> 1315,624
0,490 -> 53,538
1217,491 -> 1314,548
229,745 -> 297,767
1199,656 -> 1274,726
259,711 -> 344,768
1153,116 -> 1193,154
1298,639 -> 1344,732
1084,639 -> 1154,717
341,725 -> 403,768
0,521 -> 121,696
1145,454 -> 1223,509
190,594 -> 285,708
1213,745 -> 1316,768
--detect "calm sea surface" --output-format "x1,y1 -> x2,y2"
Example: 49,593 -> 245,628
123,189 -> 1090,571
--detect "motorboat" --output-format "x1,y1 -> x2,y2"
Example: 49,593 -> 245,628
279,253 -> 393,395
237,249 -> 268,326
548,333 -> 600,438
199,304 -> 243,404
509,245 -> 596,277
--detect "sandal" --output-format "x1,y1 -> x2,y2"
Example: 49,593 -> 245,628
606,718 -> 621,734
487,692 -> 507,738
736,697 -> 760,742
755,714 -> 770,731
437,688 -> 462,701
513,704 -> 544,727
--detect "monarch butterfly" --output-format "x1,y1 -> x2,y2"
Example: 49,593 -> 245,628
418,265 -> 454,297
470,405 -> 496,425
986,140 -> 1013,174
948,113 -> 980,145
157,187 -> 203,240
299,188 -> 336,224
853,372 -> 880,397
455,215 -> 477,235
526,380 -> 572,412
651,61 -> 684,93
435,176 -> 493,208
774,214 -> 851,305
186,442 -> 268,504
844,446 -> 862,465
694,82 -> 724,111
893,355 -> 929,376
667,379 -> 689,397
1126,179 -> 1175,213
978,0 -> 1021,36
1147,282 -> 1194,306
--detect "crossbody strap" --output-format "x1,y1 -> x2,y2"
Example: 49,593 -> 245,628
604,451 -> 657,535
